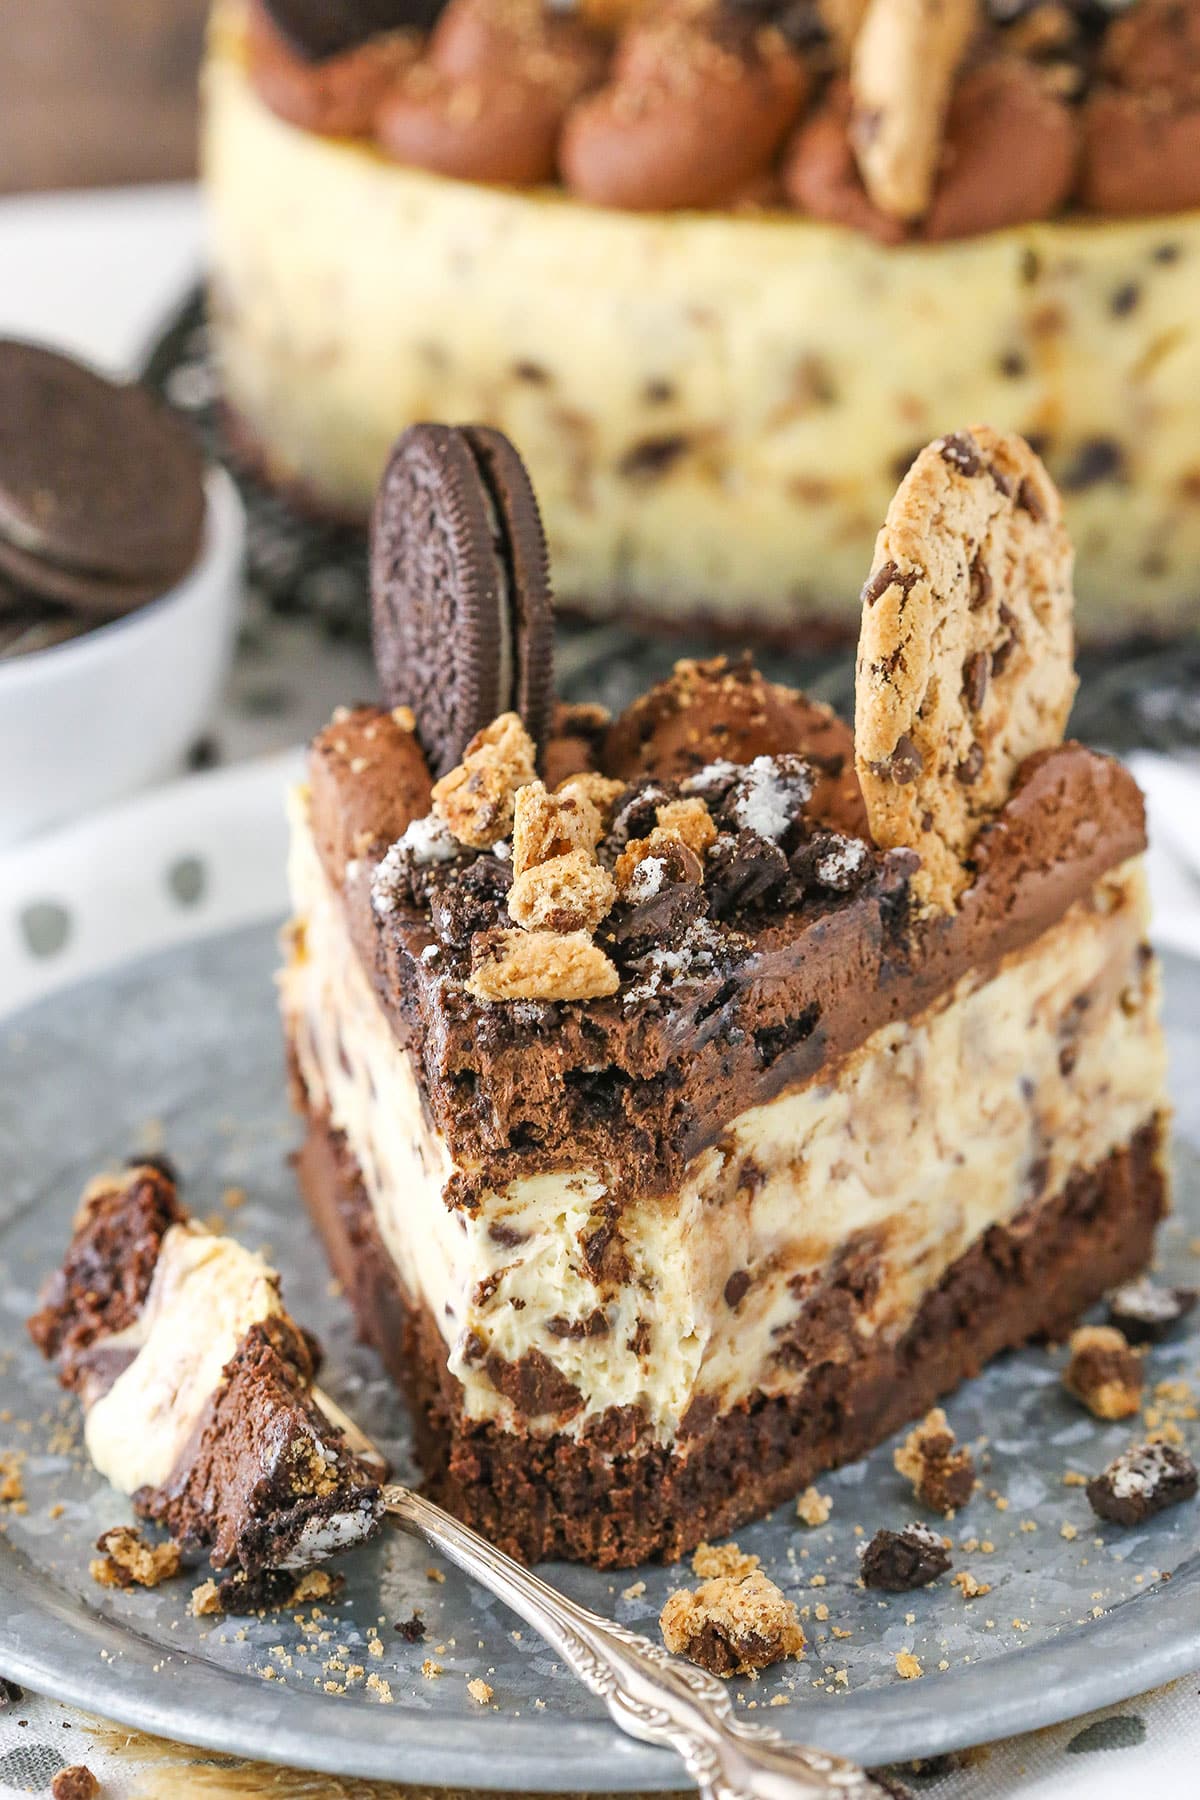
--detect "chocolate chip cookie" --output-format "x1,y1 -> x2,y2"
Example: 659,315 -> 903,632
855,425 -> 1077,910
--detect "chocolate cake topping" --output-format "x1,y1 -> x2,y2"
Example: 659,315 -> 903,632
1087,1440 -> 1199,1527
370,423 -> 555,777
1105,1274 -> 1197,1344
0,341 -> 205,616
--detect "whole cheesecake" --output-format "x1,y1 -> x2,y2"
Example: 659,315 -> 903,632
203,0 -> 1200,639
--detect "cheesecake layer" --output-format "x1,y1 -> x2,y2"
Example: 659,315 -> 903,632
284,801 -> 1166,1446
296,1104 -> 1168,1565
205,6 -> 1200,639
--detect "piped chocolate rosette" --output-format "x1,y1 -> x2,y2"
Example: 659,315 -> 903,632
241,0 -> 1200,236
28,1161 -> 384,1607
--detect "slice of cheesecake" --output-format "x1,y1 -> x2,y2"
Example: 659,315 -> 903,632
281,426 -> 1169,1567
29,1162 -> 384,1602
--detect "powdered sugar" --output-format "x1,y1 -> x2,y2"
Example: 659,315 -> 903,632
682,760 -> 739,798
625,855 -> 667,905
813,835 -> 870,890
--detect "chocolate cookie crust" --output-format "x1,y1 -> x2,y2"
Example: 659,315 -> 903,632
295,1103 -> 1167,1566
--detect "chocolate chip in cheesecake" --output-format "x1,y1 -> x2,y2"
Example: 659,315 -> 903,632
860,1523 -> 951,1591
371,424 -> 554,777
1087,1441 -> 1199,1527
1105,1275 -> 1197,1345
1063,1324 -> 1143,1421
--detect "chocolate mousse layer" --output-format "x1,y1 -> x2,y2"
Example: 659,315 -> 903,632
297,1105 -> 1167,1566
304,661 -> 1148,1209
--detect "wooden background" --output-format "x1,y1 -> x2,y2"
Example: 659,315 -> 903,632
0,0 -> 208,194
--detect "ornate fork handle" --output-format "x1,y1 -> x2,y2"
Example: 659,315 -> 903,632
383,1485 -> 885,1800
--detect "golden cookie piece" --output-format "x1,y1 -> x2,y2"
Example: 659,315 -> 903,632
854,426 -> 1077,911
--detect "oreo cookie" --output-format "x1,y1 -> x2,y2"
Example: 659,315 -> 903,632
261,0 -> 448,61
0,341 -> 206,618
371,423 -> 555,777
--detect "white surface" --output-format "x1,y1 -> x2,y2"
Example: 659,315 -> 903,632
0,183 -> 204,375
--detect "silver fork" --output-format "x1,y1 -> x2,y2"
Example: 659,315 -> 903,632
317,1392 -> 887,1800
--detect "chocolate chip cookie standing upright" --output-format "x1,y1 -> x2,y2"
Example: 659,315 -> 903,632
369,422 -> 555,777
854,425 -> 1077,911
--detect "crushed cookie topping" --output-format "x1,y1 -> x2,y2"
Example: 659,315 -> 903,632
432,712 -> 538,849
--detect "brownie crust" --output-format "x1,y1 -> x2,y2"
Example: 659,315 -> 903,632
295,1100 -> 1168,1567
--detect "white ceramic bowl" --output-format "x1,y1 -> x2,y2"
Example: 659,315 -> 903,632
0,466 -> 244,847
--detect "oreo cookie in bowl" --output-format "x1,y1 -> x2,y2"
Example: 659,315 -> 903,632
0,341 -> 244,845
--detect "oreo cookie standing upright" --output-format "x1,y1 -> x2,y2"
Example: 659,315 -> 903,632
370,423 -> 555,777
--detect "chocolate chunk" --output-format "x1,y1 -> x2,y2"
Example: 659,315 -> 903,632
968,551 -> 992,610
956,742 -> 985,786
1060,437 -> 1126,492
872,734 -> 923,786
371,424 -> 554,778
860,1523 -> 951,1591
0,341 -> 205,615
705,829 -> 790,917
395,1611 -> 426,1642
262,0 -> 447,61
1087,1441 -> 1198,1527
860,560 -> 917,608
604,778 -> 679,853
609,839 -> 709,959
962,650 -> 990,711
546,1309 -> 609,1339
940,432 -> 983,478
1016,476 -> 1045,521
428,854 -> 513,946
1105,1275 -> 1197,1345
724,1269 -> 752,1308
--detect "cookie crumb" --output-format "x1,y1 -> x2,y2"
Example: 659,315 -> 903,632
0,1453 -> 25,1506
796,1487 -> 832,1528
468,925 -> 619,1002
366,1671 -> 394,1703
951,1569 -> 991,1600
860,1523 -> 950,1591
433,714 -> 537,848
1087,1442 -> 1199,1526
1064,1325 -> 1143,1420
421,1658 -> 443,1679
89,1526 -> 180,1590
660,1570 -> 805,1678
691,1540 -> 760,1580
895,1650 -> 923,1680
51,1768 -> 99,1800
894,1409 -> 974,1513
467,1676 -> 494,1705
189,1580 -> 223,1618
621,1579 -> 646,1600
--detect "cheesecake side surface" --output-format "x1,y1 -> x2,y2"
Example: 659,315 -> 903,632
204,4 -> 1200,641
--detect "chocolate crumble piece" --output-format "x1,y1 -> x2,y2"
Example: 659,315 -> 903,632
789,830 -> 872,896
861,1523 -> 951,1591
724,1269 -> 751,1309
715,753 -> 813,844
659,1569 -> 805,1678
395,1611 -> 426,1642
893,1408 -> 974,1513
1087,1442 -> 1199,1527
1063,1324 -> 1143,1420
0,1677 -> 23,1706
608,838 -> 709,959
605,779 -> 678,853
1105,1275 -> 1197,1345
428,854 -> 513,946
705,829 -> 789,916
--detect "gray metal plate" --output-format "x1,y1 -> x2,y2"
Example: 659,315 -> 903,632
1,923 -> 1199,1790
